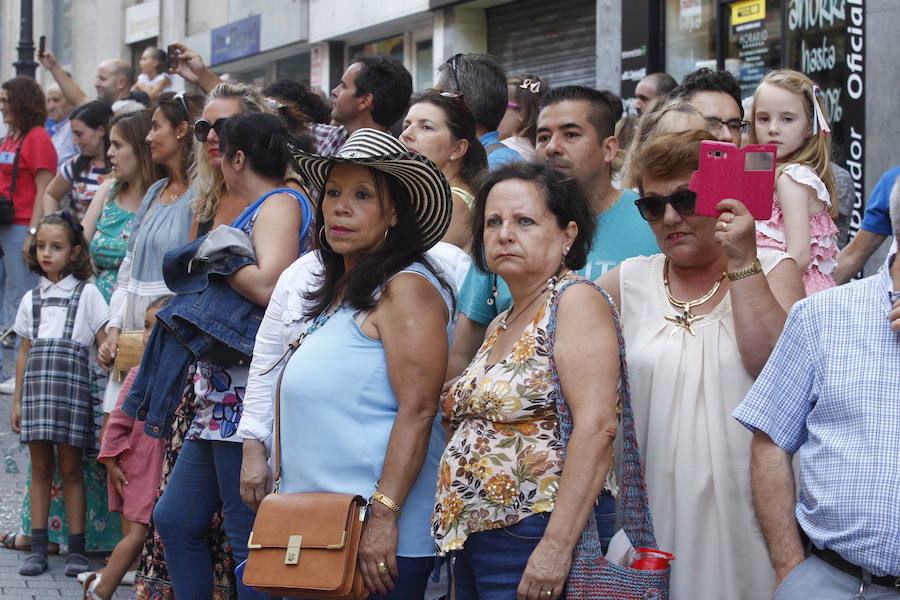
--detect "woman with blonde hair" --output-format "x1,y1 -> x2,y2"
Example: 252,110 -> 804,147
750,68 -> 838,294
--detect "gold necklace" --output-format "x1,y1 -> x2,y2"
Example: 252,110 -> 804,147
498,270 -> 564,331
663,259 -> 725,336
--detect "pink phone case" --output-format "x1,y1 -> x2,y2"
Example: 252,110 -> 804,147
688,140 -> 777,220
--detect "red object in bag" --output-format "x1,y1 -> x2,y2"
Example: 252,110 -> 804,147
631,548 -> 676,571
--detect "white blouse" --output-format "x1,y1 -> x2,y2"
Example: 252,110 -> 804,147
14,275 -> 109,344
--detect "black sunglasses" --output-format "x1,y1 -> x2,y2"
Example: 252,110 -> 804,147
445,53 -> 463,90
634,190 -> 697,221
173,92 -> 191,122
193,117 -> 228,142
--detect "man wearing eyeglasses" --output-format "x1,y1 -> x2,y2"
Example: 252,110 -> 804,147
675,67 -> 748,146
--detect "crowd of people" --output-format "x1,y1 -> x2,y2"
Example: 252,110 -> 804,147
0,39 -> 897,600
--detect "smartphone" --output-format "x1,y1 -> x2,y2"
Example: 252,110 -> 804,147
38,35 -> 46,58
166,44 -> 179,70
688,140 -> 777,220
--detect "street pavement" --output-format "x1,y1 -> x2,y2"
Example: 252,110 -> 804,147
0,345 -> 131,599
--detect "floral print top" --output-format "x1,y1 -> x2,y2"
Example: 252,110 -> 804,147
433,274 -> 576,554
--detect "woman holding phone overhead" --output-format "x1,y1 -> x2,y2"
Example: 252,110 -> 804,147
597,130 -> 804,600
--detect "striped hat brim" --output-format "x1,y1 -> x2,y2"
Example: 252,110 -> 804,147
288,130 -> 452,251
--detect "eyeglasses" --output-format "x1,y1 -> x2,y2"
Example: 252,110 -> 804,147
445,53 -> 463,90
634,190 -> 697,221
704,116 -> 750,134
193,117 -> 228,142
173,92 -> 191,122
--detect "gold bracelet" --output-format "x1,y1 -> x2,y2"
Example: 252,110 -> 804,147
726,258 -> 763,281
371,491 -> 402,520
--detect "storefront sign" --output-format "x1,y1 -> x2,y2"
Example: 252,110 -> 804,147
785,0 -> 865,241
210,14 -> 261,66
732,0 -> 765,27
125,0 -> 160,45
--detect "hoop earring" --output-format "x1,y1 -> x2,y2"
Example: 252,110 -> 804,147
318,226 -> 330,251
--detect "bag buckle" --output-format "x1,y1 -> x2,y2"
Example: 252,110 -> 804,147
285,534 -> 302,565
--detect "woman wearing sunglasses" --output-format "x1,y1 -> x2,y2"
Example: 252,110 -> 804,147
597,129 -> 804,600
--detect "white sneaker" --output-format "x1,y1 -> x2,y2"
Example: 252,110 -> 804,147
0,377 -> 15,395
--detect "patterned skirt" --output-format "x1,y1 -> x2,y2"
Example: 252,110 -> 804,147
132,365 -> 237,600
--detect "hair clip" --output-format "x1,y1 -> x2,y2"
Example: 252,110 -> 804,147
265,97 -> 286,111
810,85 -> 831,136
519,79 -> 541,94
59,210 -> 84,233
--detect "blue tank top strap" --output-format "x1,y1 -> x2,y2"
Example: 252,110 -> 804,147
230,188 -> 315,251
398,261 -> 454,314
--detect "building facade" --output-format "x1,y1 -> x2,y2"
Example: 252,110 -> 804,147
1,0 -> 896,269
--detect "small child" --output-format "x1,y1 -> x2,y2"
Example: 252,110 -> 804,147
751,68 -> 839,295
10,212 -> 109,577
131,47 -> 175,99
83,296 -> 170,600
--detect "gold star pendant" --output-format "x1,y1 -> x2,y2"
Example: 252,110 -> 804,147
666,311 -> 704,336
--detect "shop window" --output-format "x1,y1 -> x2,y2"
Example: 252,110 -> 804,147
349,35 -> 404,62
664,0 -> 717,82
52,0 -> 73,65
415,40 -> 433,91
724,0 -> 783,98
277,53 -> 311,85
230,67 -> 267,89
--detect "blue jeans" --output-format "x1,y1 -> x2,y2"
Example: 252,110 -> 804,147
454,513 -> 566,600
154,439 -> 269,600
0,224 -> 37,329
237,555 -> 433,599
595,491 -> 615,554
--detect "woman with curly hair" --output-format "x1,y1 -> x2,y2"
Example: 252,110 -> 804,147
0,77 -> 57,357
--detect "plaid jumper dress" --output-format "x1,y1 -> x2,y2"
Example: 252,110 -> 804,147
20,281 -> 94,448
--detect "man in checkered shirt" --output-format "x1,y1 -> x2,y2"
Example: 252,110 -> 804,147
733,178 -> 900,599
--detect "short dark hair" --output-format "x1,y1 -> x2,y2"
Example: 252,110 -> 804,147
219,112 -> 296,179
70,101 -> 114,176
352,55 -> 412,129
471,162 -> 596,273
542,86 -> 622,140
1,76 -> 48,132
436,54 -> 508,132
408,91 -> 487,188
27,214 -> 93,280
263,78 -> 332,125
675,67 -> 744,118
646,72 -> 678,96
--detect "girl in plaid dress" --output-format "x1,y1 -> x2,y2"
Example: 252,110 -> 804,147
10,212 -> 109,577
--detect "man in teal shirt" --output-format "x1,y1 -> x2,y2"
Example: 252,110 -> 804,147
448,86 -> 659,376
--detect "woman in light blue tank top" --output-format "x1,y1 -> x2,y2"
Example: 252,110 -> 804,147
239,128 -> 456,599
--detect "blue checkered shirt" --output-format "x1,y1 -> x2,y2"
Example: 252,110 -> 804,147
733,257 -> 900,577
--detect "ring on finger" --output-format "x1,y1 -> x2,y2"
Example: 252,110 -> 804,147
376,561 -> 389,574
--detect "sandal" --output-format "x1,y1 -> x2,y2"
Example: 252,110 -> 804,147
1,531 -> 60,553
1,531 -> 25,551
83,572 -> 103,600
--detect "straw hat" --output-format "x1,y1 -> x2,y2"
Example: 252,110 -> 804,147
289,128 -> 452,251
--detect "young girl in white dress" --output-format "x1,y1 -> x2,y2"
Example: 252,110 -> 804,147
131,47 -> 175,99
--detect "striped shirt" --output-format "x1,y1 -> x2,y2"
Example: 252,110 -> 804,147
733,255 -> 900,577
60,156 -> 109,221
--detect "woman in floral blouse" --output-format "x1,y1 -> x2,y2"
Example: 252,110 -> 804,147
435,162 -> 622,600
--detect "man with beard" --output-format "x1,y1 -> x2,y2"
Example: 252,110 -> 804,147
447,86 -> 659,377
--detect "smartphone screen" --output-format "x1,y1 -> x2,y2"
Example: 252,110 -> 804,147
166,44 -> 178,70
38,35 -> 46,57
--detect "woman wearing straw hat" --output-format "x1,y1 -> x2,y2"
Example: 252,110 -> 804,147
238,128 -> 456,599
